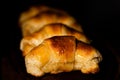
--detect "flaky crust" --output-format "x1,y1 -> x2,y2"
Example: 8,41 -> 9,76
19,5 -> 102,77
20,23 -> 90,56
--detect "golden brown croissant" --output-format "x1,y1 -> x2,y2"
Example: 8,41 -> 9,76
19,5 -> 83,37
19,5 -> 102,77
25,36 -> 102,77
20,23 -> 90,56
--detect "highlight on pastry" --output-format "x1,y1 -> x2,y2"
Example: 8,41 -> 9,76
19,5 -> 102,77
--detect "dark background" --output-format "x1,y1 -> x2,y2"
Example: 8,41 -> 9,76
1,0 -> 120,80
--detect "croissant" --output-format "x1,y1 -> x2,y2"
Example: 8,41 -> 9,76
19,5 -> 83,37
19,5 -> 102,77
20,23 -> 90,56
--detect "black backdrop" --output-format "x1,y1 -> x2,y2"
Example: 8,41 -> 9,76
2,0 -> 120,80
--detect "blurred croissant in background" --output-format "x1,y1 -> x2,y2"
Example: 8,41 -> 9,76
19,5 -> 102,77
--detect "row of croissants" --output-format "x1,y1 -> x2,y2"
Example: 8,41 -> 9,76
19,5 -> 102,77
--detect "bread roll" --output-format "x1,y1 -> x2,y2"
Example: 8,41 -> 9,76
19,5 -> 83,37
19,5 -> 102,77
25,36 -> 102,76
20,23 -> 90,56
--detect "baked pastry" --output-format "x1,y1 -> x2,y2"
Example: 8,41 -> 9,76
25,36 -> 102,76
20,23 -> 90,56
19,5 -> 83,37
19,5 -> 102,77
